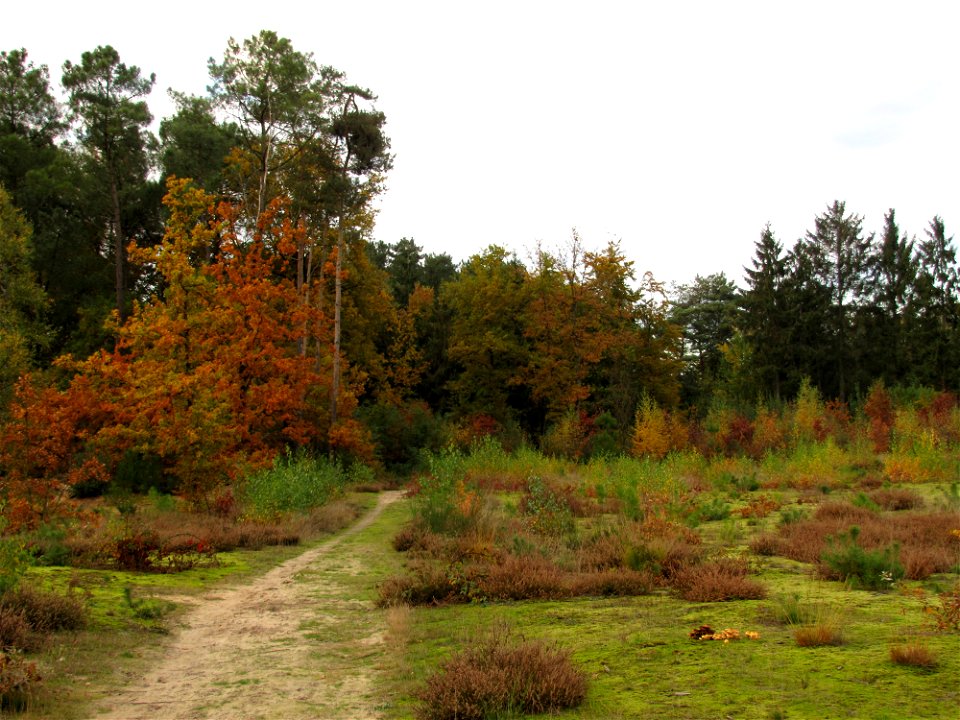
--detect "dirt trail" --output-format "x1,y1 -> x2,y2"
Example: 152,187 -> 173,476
97,491 -> 404,720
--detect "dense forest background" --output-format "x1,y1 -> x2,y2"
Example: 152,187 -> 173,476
1,32 -> 957,499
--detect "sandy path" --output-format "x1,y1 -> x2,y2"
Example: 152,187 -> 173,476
97,491 -> 403,720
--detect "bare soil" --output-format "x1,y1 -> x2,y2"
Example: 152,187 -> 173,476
96,491 -> 403,720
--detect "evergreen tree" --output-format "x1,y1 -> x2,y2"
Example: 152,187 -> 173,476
912,216 -> 959,389
802,201 -> 873,398
740,224 -> 790,400
62,45 -> 157,322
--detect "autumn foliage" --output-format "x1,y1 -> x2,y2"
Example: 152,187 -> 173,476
0,180 -> 342,520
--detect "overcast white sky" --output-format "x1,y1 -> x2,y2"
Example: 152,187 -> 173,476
4,1 -> 958,286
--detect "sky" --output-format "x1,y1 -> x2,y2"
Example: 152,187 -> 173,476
4,1 -> 958,287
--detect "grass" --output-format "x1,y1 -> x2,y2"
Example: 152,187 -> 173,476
380,443 -> 960,720
4,493 -> 374,719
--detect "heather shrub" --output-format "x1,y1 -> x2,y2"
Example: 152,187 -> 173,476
0,586 -> 86,633
674,557 -> 766,602
0,608 -> 33,652
415,625 -> 587,720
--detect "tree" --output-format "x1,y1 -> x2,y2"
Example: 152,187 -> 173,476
740,224 -> 790,400
443,246 -> 530,424
159,92 -> 238,194
62,45 -> 156,322
670,272 -> 739,407
912,216 -> 958,389
0,49 -> 63,142
208,30 -> 331,218
0,187 -> 49,407
802,201 -> 873,398
864,209 -> 917,385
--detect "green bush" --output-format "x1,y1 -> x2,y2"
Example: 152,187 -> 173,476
0,537 -> 29,596
239,451 -> 346,519
820,526 -> 904,590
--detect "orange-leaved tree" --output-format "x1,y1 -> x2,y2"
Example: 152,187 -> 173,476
75,179 -> 333,496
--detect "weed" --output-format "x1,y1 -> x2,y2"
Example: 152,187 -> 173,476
0,535 -> 30,596
239,450 -> 345,519
766,594 -> 816,626
122,587 -> 174,621
922,582 -> 960,633
890,641 -> 938,669
415,624 -> 587,720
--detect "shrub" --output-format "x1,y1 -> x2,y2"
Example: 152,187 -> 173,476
868,488 -> 923,511
0,586 -> 86,633
890,641 -> 938,669
0,652 -> 41,711
819,526 -> 904,590
519,476 -> 575,537
479,555 -> 567,601
415,625 -> 587,720
674,558 -> 767,602
688,497 -> 730,525
111,528 -> 161,571
239,450 -> 345,519
0,608 -> 33,652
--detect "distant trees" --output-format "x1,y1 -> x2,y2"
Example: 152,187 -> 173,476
716,204 -> 959,405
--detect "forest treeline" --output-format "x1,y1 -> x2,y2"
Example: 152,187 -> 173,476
1,32 -> 958,507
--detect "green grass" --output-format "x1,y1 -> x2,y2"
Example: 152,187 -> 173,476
380,446 -> 960,720
7,492 -> 377,719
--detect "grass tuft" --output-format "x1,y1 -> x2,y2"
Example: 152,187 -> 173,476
890,641 -> 938,669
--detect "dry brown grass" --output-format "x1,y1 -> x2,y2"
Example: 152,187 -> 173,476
890,641 -> 938,668
794,622 -> 844,647
415,625 -> 587,720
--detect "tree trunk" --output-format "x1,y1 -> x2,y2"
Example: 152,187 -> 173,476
330,222 -> 343,426
109,167 -> 126,323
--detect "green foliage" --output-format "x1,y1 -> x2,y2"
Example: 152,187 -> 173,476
688,496 -> 731,525
113,450 -> 169,495
521,476 -> 575,537
239,451 -> 346,519
413,447 -> 474,535
0,535 -> 29,596
359,400 -> 442,473
820,526 -> 904,590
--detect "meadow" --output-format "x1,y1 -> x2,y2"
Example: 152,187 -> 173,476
0,389 -> 958,719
